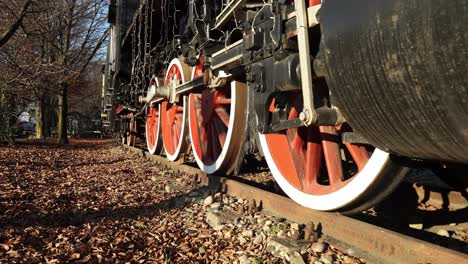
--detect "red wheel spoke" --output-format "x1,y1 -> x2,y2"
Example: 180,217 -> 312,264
205,124 -> 214,162
200,123 -> 209,161
210,123 -> 221,159
172,124 -> 178,152
168,105 -> 176,123
213,117 -> 227,149
194,98 -> 200,114
320,126 -> 344,190
175,120 -> 182,141
215,107 -> 230,127
285,128 -> 306,190
291,130 -> 304,152
214,98 -> 232,105
289,105 -> 304,152
303,127 -> 323,192
148,121 -> 154,141
345,143 -> 370,171
199,120 -> 207,140
281,106 -> 305,189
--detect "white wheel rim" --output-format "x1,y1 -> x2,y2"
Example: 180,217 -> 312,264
146,77 -> 162,155
146,104 -> 162,155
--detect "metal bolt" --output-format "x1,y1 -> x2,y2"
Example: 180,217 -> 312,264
300,109 -> 317,125
254,84 -> 260,92
251,73 -> 256,81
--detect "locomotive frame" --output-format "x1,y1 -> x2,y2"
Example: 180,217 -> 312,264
102,0 -> 468,214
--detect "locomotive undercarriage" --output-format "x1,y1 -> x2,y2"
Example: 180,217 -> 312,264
103,0 -> 468,213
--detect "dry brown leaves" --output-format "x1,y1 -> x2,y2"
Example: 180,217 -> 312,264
0,139 -> 366,263
0,139 -> 209,263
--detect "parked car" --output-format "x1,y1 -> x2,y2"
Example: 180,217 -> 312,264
16,121 -> 35,137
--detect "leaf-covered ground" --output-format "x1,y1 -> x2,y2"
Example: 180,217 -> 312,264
0,140 -> 209,263
1,140 -> 366,264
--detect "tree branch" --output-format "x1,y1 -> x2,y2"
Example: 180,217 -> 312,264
75,27 -> 109,80
0,0 -> 33,48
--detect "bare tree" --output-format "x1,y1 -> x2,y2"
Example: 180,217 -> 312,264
48,0 -> 109,144
0,0 -> 36,143
0,0 -> 108,144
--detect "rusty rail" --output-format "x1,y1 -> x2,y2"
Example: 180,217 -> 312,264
124,145 -> 467,264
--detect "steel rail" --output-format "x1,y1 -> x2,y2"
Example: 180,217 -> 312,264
124,144 -> 467,264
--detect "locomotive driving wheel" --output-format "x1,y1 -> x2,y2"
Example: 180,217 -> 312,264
127,117 -> 137,147
188,58 -> 248,174
161,58 -> 191,161
258,93 -> 408,213
120,117 -> 127,145
145,78 -> 163,155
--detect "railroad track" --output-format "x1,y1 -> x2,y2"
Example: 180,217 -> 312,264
123,144 -> 467,264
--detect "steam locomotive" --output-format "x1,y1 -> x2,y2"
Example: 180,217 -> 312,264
101,0 -> 468,214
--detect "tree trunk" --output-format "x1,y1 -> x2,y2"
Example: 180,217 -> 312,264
44,106 -> 51,137
44,96 -> 55,137
0,88 -> 11,144
35,96 -> 44,139
57,82 -> 69,144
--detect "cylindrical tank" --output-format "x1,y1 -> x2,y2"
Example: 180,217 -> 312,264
318,0 -> 468,164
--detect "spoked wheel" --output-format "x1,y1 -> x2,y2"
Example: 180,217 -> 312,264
146,104 -> 163,154
161,58 -> 191,161
258,93 -> 408,213
145,78 -> 163,155
127,118 -> 137,147
121,131 -> 127,145
117,117 -> 128,145
188,58 -> 248,174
